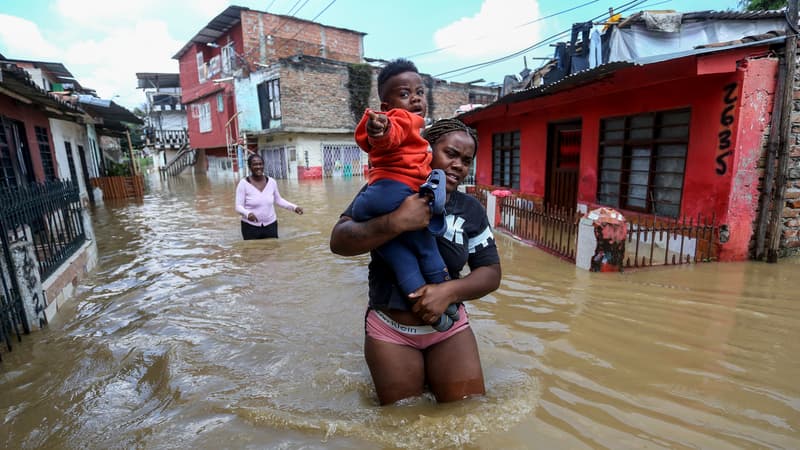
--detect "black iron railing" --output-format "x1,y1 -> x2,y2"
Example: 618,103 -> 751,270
1,179 -> 86,280
0,179 -> 85,359
0,272 -> 24,361
160,144 -> 196,177
623,213 -> 719,268
499,196 -> 581,261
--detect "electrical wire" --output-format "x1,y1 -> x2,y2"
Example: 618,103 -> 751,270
432,0 -> 649,79
271,0 -> 339,56
404,0 -> 601,59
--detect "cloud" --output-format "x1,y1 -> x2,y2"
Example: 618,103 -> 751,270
54,0 -> 155,27
61,20 -> 184,107
0,14 -> 60,59
432,0 -> 543,60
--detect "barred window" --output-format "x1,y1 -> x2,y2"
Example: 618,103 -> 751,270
0,121 -> 18,188
597,108 -> 690,217
64,141 -> 78,181
257,79 -> 281,129
36,126 -> 56,180
492,131 -> 520,189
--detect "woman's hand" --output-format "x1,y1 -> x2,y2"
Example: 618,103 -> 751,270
392,193 -> 431,232
329,193 -> 431,256
408,283 -> 457,324
247,212 -> 257,222
294,206 -> 304,215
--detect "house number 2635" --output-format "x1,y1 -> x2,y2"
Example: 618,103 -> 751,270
716,82 -> 738,175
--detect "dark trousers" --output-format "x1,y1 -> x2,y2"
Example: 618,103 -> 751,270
352,179 -> 448,295
241,220 -> 278,240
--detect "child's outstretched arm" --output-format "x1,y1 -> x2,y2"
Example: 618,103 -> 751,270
365,110 -> 390,138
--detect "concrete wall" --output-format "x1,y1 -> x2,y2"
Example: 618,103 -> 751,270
50,119 -> 91,197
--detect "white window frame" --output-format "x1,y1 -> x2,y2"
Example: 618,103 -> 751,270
198,102 -> 212,133
196,52 -> 206,83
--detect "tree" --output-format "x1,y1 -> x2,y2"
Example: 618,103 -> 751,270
739,0 -> 788,10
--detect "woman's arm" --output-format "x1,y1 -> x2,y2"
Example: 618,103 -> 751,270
409,264 -> 502,319
329,193 -> 431,256
234,181 -> 250,217
270,180 -> 298,212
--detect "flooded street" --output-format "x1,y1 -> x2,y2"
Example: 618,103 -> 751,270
1,173 -> 798,449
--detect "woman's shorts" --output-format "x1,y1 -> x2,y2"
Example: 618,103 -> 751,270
241,220 -> 278,240
365,304 -> 469,350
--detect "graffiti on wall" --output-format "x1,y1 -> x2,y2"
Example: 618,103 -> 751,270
716,82 -> 738,175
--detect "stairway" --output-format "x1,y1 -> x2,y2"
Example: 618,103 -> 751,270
160,144 -> 196,177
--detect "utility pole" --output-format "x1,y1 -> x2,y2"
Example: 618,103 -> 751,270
767,0 -> 798,262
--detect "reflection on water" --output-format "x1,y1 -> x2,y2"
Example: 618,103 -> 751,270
1,173 -> 798,449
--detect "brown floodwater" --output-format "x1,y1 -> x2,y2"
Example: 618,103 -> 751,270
1,173 -> 798,449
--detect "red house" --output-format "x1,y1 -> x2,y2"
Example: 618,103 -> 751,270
461,10 -> 799,262
172,5 -> 365,174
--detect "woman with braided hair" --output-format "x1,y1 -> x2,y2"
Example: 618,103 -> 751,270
330,118 -> 502,405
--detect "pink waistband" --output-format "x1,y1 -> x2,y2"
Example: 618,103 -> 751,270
365,304 -> 469,350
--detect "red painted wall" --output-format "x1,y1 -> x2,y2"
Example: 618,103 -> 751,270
718,58 -> 778,260
0,94 -> 56,182
178,22 -> 245,151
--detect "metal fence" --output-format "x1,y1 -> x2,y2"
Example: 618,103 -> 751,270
0,267 -> 24,361
623,213 -> 719,269
0,179 -> 86,358
469,186 -> 720,268
470,185 -> 580,261
322,144 -> 365,178
499,196 -> 581,261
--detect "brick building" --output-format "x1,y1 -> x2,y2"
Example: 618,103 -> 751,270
173,5 -> 499,180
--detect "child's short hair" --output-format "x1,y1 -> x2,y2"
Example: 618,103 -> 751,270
377,58 -> 419,101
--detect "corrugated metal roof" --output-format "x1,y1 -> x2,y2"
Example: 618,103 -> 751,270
618,9 -> 787,28
673,10 -> 786,21
172,5 -> 367,60
173,6 -> 247,60
0,62 -> 82,117
78,97 -> 143,127
459,33 -> 786,120
0,59 -> 85,91
136,73 -> 181,89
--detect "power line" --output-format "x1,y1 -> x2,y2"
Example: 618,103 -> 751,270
404,0 -> 600,59
271,0 -> 339,56
432,0 -> 649,79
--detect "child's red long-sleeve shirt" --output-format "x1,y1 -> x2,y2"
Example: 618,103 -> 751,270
355,108 -> 431,190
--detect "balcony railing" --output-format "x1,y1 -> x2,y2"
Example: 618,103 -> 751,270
145,128 -> 189,149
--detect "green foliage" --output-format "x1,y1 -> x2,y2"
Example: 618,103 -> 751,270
738,0 -> 787,10
347,64 -> 373,124
106,161 -> 131,176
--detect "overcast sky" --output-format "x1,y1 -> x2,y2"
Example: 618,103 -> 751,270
1,0 -> 743,110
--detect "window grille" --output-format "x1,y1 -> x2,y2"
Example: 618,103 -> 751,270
492,131 -> 520,189
597,108 -> 690,218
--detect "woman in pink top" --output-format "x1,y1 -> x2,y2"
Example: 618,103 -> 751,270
235,154 -> 303,240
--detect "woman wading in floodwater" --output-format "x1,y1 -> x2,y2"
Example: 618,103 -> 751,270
236,154 -> 303,240
330,118 -> 501,405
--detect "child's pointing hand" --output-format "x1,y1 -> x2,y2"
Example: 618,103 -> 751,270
366,110 -> 389,138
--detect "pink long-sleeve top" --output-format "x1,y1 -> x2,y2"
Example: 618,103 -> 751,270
235,177 -> 297,226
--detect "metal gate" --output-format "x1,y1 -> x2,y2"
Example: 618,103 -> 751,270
322,144 -> 365,178
0,255 -> 24,361
260,145 -> 290,179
